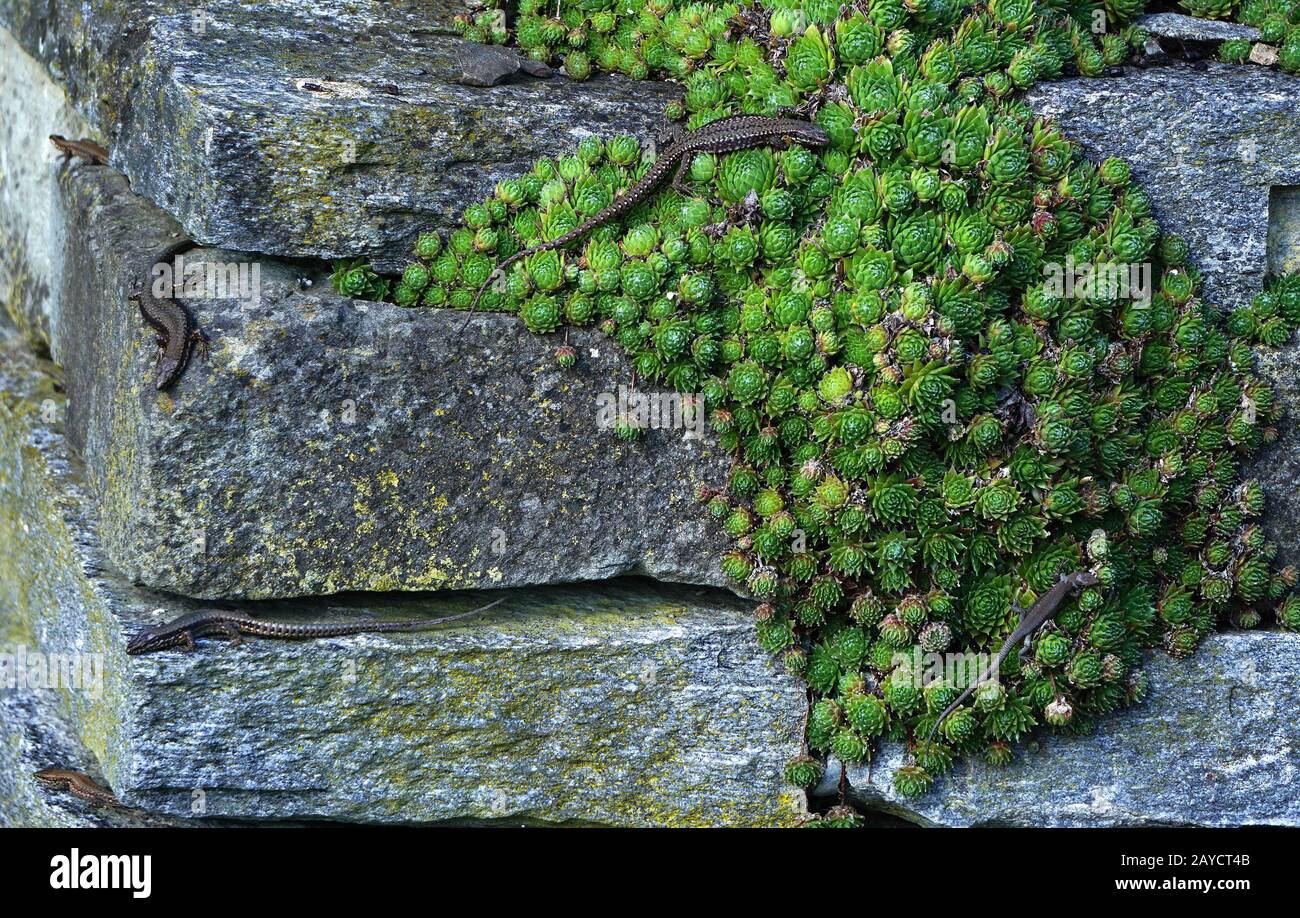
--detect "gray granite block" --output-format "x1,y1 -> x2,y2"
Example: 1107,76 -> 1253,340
51,163 -> 730,600
1136,12 -> 1262,43
0,0 -> 680,271
812,631 -> 1300,826
0,338 -> 806,826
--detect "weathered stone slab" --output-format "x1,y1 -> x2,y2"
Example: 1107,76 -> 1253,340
1246,341 -> 1300,571
0,27 -> 95,351
0,689 -> 195,827
0,0 -> 464,125
811,631 -> 1300,827
1269,185 -> 1300,279
0,0 -> 679,272
0,338 -> 806,826
1136,12 -> 1262,43
1025,63 -> 1300,310
118,582 -> 806,826
54,163 -> 729,600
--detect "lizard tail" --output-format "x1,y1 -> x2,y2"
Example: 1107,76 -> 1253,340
461,220 -> 597,332
927,644 -> 1014,742
369,596 -> 507,632
463,251 -> 525,332
927,685 -> 977,743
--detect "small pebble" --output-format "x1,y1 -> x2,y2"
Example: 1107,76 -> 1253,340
456,44 -> 523,87
1249,43 -> 1279,67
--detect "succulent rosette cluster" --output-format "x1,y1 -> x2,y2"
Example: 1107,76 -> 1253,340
1220,0 -> 1300,70
339,0 -> 1300,808
457,0 -> 1300,76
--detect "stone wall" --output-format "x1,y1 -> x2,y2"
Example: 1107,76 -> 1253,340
3,3 -> 1300,826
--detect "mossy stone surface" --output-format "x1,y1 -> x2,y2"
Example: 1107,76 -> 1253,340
0,0 -> 679,271
0,338 -> 806,826
0,27 -> 95,352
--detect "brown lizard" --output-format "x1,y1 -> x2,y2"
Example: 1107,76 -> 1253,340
49,134 -> 109,165
127,597 -> 507,654
928,570 -> 1101,741
130,238 -> 207,390
34,768 -> 121,807
464,115 -> 829,324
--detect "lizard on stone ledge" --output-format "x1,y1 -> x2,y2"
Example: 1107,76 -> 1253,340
466,115 -> 830,322
927,570 -> 1101,741
48,134 -> 109,165
126,597 -> 507,654
34,769 -> 121,807
48,137 -> 205,389
130,238 -> 206,390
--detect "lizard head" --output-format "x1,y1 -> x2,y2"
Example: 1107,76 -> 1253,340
775,120 -> 831,149
1073,570 -> 1102,589
126,622 -> 188,655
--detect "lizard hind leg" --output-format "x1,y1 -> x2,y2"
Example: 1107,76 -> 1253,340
670,157 -> 696,197
1018,622 -> 1044,664
214,620 -> 243,646
1012,598 -> 1048,663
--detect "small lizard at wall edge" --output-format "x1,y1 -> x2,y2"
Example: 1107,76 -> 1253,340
49,134 -> 109,165
49,136 -> 203,389
34,768 -> 122,808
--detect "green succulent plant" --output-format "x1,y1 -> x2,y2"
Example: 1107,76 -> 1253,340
329,259 -> 389,302
332,0 -> 1300,820
1179,0 -> 1240,18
